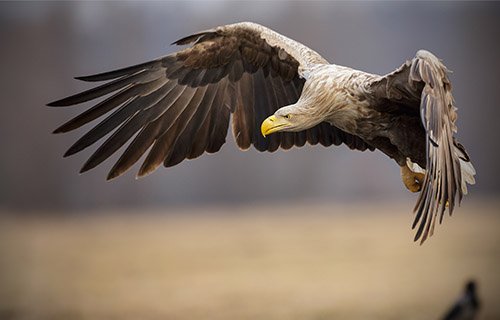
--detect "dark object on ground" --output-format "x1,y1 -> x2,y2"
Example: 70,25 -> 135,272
442,280 -> 480,320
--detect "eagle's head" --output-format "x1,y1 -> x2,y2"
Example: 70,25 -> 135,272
261,105 -> 321,136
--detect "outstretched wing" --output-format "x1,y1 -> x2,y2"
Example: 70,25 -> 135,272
48,22 -> 372,179
369,50 -> 475,243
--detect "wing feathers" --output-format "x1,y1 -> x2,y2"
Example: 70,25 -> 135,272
74,59 -> 163,82
47,69 -> 163,107
80,81 -> 177,173
171,30 -> 217,46
162,85 -> 210,167
64,80 -> 176,157
166,84 -> 220,166
54,77 -> 169,134
410,51 -> 465,243
137,86 -> 198,176
107,122 -> 162,180
188,104 -> 215,159
53,85 -> 134,134
232,73 -> 255,150
206,79 -> 230,153
51,22 -> 369,180
372,50 -> 474,243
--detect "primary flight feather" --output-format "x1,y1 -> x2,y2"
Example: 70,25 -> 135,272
48,22 -> 475,243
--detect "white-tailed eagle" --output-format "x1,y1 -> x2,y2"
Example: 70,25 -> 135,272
48,22 -> 476,243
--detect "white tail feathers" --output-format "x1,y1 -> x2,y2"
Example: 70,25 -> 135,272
455,144 -> 476,195
459,159 -> 476,195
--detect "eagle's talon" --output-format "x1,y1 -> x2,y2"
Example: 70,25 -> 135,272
401,165 -> 425,193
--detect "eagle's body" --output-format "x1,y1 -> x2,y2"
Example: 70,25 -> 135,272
298,64 -> 422,165
48,22 -> 475,243
314,64 -> 428,168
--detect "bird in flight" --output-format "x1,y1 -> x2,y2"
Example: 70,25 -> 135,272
48,22 -> 475,243
441,280 -> 480,320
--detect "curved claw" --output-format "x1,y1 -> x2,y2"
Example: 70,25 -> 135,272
401,165 -> 425,193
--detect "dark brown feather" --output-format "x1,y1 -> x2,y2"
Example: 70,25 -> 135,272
206,79 -> 230,153
161,86 -> 210,167
137,86 -> 198,176
47,69 -> 162,107
232,73 -> 255,150
166,84 -> 220,166
50,22 -> 372,180
107,121 -> 162,180
74,59 -> 163,82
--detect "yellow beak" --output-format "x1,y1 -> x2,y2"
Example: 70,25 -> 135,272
261,115 -> 290,137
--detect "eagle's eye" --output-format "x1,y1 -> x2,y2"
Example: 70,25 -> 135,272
284,114 -> 292,119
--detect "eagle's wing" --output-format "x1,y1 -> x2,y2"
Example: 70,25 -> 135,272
368,50 -> 475,243
48,22 -> 373,179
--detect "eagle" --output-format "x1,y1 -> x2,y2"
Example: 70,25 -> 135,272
48,22 -> 475,243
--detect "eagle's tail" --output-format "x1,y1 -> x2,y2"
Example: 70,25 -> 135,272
454,141 -> 476,195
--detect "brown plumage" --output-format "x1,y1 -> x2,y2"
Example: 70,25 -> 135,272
48,22 -> 475,243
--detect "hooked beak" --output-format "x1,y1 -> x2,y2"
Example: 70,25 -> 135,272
261,115 -> 290,137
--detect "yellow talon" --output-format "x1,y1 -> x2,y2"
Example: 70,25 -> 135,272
401,165 -> 425,193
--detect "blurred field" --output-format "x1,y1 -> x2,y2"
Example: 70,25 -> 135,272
0,201 -> 499,320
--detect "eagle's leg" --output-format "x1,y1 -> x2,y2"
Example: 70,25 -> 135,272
401,164 -> 425,193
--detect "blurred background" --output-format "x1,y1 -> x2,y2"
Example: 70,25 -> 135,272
0,1 -> 499,319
